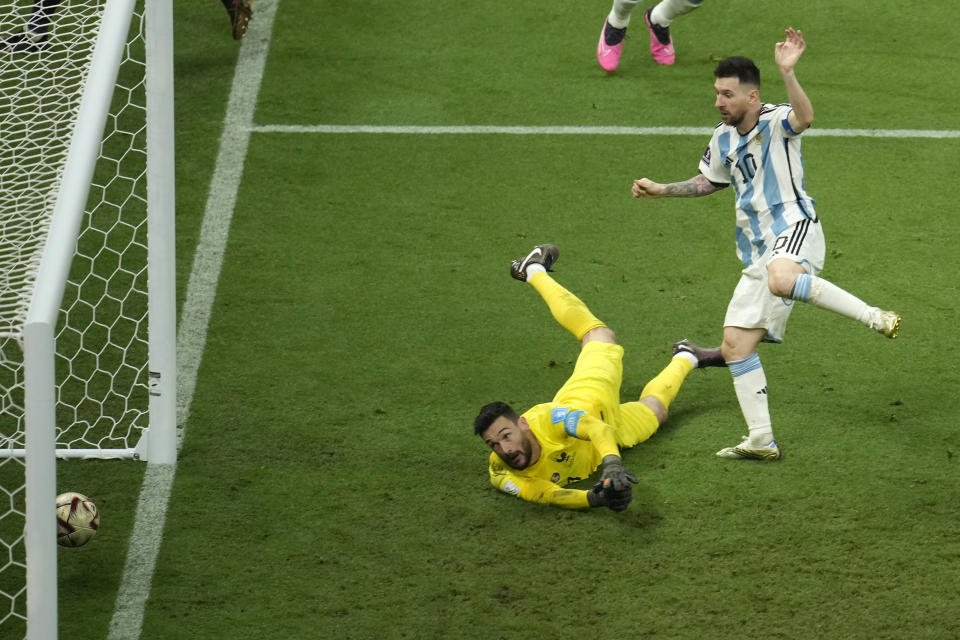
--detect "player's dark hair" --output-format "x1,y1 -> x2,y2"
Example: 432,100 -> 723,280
714,56 -> 761,88
474,402 -> 518,436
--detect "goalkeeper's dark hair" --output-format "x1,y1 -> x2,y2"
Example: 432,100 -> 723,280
474,402 -> 519,436
714,56 -> 761,88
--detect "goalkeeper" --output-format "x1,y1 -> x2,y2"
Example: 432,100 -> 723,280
474,244 -> 721,511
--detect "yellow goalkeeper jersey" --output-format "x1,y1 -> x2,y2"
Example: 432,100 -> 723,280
487,403 -> 620,509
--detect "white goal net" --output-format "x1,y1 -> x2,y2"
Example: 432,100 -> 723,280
0,0 -> 175,636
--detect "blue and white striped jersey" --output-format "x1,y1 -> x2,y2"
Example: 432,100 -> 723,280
698,103 -> 817,267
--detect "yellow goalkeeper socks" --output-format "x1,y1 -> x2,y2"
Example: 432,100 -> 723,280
528,271 -> 605,340
639,355 -> 693,410
616,354 -> 694,448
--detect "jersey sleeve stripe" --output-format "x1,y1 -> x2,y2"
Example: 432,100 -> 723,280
563,410 -> 586,437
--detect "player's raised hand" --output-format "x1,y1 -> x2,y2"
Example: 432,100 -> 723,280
775,28 -> 806,72
633,178 -> 666,199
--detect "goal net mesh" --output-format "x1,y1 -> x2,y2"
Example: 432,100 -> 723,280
0,0 -> 150,630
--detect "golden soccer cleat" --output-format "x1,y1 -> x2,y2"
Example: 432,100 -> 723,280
878,310 -> 901,339
716,437 -> 781,461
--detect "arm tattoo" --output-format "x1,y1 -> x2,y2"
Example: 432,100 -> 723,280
664,174 -> 726,197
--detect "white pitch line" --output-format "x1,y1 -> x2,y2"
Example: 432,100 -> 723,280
105,2 -> 279,639
250,123 -> 960,139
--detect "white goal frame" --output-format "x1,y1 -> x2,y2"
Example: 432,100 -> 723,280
10,0 -> 176,638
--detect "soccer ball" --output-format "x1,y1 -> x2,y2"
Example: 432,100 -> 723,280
56,492 -> 100,548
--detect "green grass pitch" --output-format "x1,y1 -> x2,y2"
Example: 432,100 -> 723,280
46,0 -> 960,638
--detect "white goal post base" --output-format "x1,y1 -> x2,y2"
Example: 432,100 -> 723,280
0,429 -> 152,460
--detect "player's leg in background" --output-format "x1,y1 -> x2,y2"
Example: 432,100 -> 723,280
2,0 -> 60,52
645,0 -> 703,65
615,349 -> 696,448
596,0 -> 641,72
649,0 -> 703,27
220,0 -> 253,40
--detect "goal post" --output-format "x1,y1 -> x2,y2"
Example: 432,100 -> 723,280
145,0 -> 177,464
23,322 -> 56,640
144,0 -> 177,467
0,0 -> 177,637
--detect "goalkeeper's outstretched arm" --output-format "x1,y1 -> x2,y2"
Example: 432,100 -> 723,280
517,479 -> 593,510
512,477 -> 635,512
492,466 -> 637,512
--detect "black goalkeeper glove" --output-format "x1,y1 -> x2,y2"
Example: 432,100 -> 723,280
600,454 -> 638,492
587,455 -> 639,512
588,480 -> 634,512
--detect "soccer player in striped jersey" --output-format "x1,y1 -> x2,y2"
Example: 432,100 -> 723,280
474,244 -> 718,510
630,28 -> 901,461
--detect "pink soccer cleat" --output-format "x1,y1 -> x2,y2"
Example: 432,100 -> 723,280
596,18 -> 625,72
644,8 -> 675,65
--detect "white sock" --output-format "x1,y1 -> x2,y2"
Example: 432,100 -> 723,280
650,0 -> 702,27
608,0 -> 642,29
525,263 -> 546,280
791,274 -> 885,329
729,353 -> 774,446
675,351 -> 698,368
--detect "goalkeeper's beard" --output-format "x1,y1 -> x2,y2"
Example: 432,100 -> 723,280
505,437 -> 535,470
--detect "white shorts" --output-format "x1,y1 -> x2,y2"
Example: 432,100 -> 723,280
724,218 -> 826,343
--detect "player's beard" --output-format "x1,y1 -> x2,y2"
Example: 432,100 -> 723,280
720,110 -> 742,128
505,436 -> 534,470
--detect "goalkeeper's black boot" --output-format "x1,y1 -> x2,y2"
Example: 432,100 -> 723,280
672,339 -> 726,368
221,0 -> 253,40
510,244 -> 559,282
